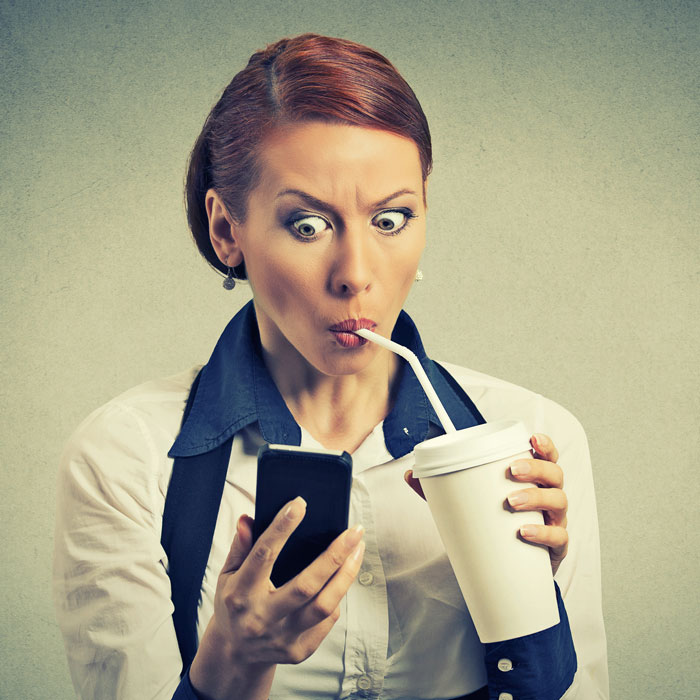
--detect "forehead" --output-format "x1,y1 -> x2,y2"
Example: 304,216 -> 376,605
254,122 -> 423,202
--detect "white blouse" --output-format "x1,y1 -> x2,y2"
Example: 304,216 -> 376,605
52,361 -> 608,699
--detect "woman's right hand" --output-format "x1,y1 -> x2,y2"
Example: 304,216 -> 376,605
189,496 -> 365,700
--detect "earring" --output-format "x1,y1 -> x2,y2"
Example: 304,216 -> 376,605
415,269 -> 424,282
223,267 -> 236,290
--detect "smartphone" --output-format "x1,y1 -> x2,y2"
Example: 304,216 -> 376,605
253,444 -> 353,587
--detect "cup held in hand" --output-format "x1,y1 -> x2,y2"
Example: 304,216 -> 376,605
412,420 -> 560,643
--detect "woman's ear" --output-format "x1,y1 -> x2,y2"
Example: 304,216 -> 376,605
205,189 -> 244,267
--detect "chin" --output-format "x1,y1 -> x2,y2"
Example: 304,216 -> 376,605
314,346 -> 375,377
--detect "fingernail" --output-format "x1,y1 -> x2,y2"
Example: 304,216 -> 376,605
510,460 -> 531,475
350,540 -> 365,561
344,524 -> 365,548
284,496 -> 306,519
508,491 -> 529,506
520,525 -> 538,537
533,434 -> 547,449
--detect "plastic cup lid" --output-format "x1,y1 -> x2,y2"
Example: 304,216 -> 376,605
411,420 -> 531,478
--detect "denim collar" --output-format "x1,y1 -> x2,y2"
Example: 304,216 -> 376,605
168,300 -> 482,459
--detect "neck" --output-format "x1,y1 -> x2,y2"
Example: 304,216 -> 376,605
260,335 -> 401,453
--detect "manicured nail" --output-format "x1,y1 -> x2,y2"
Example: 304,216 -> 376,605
344,524 -> 365,548
284,496 -> 306,519
508,492 -> 529,507
510,460 -> 531,475
350,540 -> 365,561
520,525 -> 538,537
533,433 -> 547,449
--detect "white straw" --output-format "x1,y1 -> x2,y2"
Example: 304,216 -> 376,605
354,328 -> 456,433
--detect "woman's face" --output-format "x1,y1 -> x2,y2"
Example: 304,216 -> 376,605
210,120 -> 427,377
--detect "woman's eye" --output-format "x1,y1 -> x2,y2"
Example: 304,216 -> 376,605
287,208 -> 416,240
290,215 -> 328,239
373,209 -> 416,235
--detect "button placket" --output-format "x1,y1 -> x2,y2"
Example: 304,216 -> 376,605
340,480 -> 388,699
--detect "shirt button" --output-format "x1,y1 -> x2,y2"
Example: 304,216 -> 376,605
498,693 -> 514,700
357,674 -> 372,690
497,658 -> 513,672
358,571 -> 374,586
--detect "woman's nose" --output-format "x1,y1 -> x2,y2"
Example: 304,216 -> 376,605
328,230 -> 373,297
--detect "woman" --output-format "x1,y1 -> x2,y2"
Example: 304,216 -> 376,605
52,33 -> 608,700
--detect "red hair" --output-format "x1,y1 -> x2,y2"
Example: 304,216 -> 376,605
185,33 -> 432,278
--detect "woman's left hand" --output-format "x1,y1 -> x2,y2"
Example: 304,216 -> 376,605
404,432 -> 569,576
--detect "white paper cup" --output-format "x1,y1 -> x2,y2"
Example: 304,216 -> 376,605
412,420 -> 560,642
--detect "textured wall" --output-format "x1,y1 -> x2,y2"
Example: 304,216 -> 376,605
1,1 -> 698,698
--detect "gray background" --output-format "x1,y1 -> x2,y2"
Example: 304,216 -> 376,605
1,1 -> 698,698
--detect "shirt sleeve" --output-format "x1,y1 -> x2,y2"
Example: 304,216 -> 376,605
535,396 -> 610,699
52,401 -> 184,700
171,668 -> 204,700
478,395 -> 608,700
483,581 -> 576,700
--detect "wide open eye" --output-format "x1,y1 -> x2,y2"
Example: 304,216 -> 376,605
373,209 -> 416,235
289,214 -> 328,239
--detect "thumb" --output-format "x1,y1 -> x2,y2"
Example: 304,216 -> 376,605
221,514 -> 255,574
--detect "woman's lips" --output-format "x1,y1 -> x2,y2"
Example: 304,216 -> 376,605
328,318 -> 377,332
329,318 -> 376,347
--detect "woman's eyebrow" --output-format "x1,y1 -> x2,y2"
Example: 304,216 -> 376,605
274,187 -> 418,215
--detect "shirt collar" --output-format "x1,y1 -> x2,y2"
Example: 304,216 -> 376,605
168,300 -> 482,459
